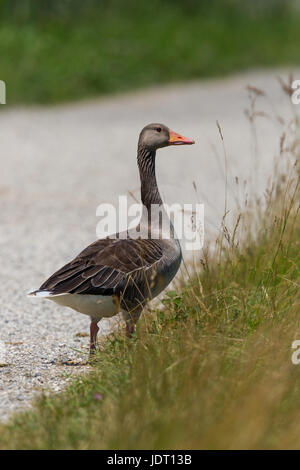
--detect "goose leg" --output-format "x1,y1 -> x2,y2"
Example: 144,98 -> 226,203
89,320 -> 99,356
123,308 -> 142,338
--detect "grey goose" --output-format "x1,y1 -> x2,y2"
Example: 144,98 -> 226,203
28,123 -> 194,356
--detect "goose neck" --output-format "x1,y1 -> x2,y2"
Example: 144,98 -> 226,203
137,146 -> 163,209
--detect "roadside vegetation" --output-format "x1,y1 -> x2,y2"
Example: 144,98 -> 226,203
1,0 -> 300,104
0,85 -> 299,449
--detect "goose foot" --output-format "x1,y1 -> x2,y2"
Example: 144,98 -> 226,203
125,323 -> 135,338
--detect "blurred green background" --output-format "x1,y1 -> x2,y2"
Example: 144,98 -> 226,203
1,0 -> 300,104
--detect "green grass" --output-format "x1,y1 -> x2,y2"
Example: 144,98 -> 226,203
0,0 -> 300,104
0,133 -> 299,448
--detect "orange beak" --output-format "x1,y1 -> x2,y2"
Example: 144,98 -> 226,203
168,129 -> 195,146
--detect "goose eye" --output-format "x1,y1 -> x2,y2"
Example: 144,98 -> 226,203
155,127 -> 162,133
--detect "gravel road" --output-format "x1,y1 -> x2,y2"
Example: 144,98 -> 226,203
0,69 -> 298,420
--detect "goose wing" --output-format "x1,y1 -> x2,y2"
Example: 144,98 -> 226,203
37,237 -> 164,303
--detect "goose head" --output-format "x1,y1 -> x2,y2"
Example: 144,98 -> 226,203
138,123 -> 195,150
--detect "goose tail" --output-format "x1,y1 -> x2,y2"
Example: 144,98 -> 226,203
27,290 -> 64,298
